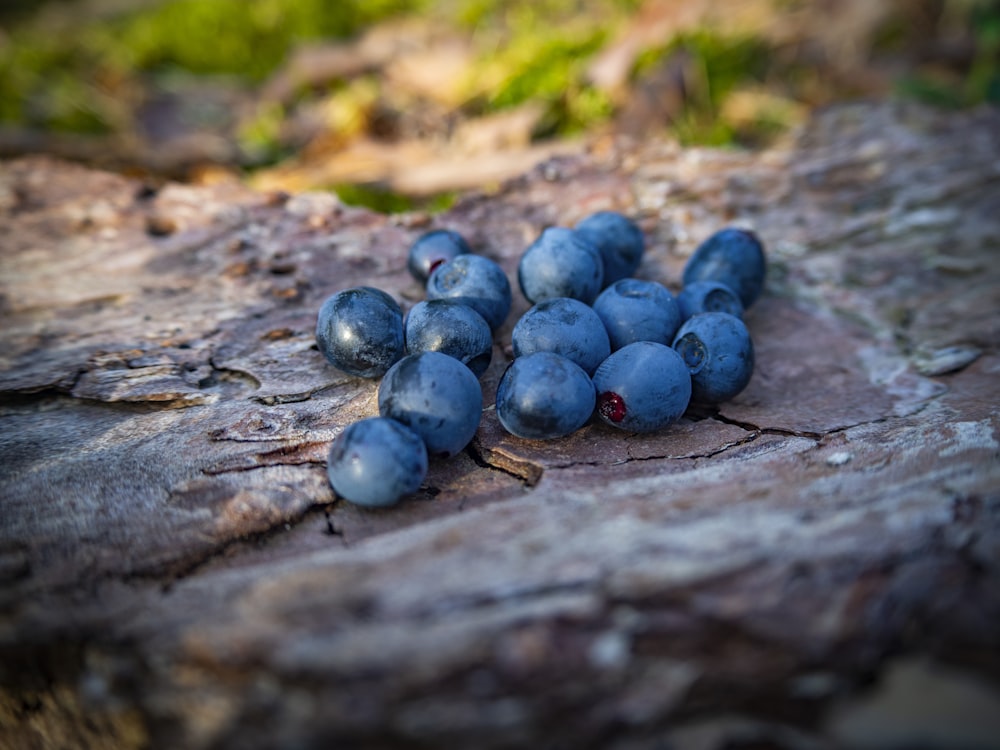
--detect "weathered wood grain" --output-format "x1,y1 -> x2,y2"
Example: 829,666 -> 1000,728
1,101 -> 999,749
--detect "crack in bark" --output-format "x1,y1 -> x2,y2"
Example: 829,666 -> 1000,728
250,379 -> 359,406
0,381 -> 197,413
710,411 -> 899,442
0,366 -> 86,407
468,425 -> 764,482
202,444 -> 328,475
465,442 -> 540,486
1,353 -> 265,411
624,431 -> 762,463
711,414 -> 825,440
252,391 -> 316,405
205,355 -> 263,392
323,502 -> 344,538
140,504 -> 335,590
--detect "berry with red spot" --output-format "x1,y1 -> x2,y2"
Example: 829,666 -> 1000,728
592,341 -> 691,432
597,391 -> 627,424
407,229 -> 471,283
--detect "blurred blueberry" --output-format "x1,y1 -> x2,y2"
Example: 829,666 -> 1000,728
404,299 -> 493,378
673,312 -> 754,404
592,341 -> 691,433
574,211 -> 644,286
427,254 -> 512,331
407,229 -> 471,283
677,280 -> 744,322
327,417 -> 427,508
592,278 -> 682,351
518,227 -> 604,305
315,286 -> 404,378
682,227 -> 766,308
378,351 -> 483,458
496,352 -> 596,440
512,297 -> 610,375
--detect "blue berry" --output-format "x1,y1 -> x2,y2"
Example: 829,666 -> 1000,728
682,227 -> 766,308
327,417 -> 428,508
512,297 -> 610,375
495,352 -> 596,440
673,312 -> 754,404
574,211 -> 644,286
378,351 -> 483,458
592,341 -> 691,433
407,229 -> 471,283
427,254 -> 512,331
518,227 -> 604,305
677,280 -> 744,322
315,286 -> 404,378
592,278 -> 681,351
404,299 -> 493,378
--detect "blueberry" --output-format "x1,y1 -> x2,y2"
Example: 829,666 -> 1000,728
518,227 -> 604,305
427,254 -> 512,331
574,211 -> 644,286
315,286 -> 404,378
592,278 -> 682,351
407,229 -> 471,283
378,351 -> 483,458
677,280 -> 744,322
404,299 -> 493,378
326,417 -> 428,508
672,312 -> 754,404
495,352 -> 596,440
512,297 -> 610,375
592,341 -> 691,433
682,227 -> 766,308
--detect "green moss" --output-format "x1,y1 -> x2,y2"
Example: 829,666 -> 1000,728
425,190 -> 459,213
11,0 -> 995,202
333,183 -> 415,213
632,30 -> 775,147
0,0 -> 423,132
446,0 -> 640,135
966,1 -> 1000,104
896,1 -> 1000,108
462,13 -> 619,136
895,77 -> 966,110
563,86 -> 616,135
671,113 -> 738,148
237,101 -> 289,163
332,183 -> 457,214
486,30 -> 609,129
450,0 -> 642,33
0,26 -> 106,131
100,0 -> 426,79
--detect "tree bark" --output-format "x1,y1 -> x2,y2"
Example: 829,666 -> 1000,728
1,101 -> 999,750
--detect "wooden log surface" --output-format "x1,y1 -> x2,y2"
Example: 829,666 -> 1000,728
1,101 -> 999,749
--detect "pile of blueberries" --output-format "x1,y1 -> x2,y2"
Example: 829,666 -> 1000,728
317,212 -> 765,508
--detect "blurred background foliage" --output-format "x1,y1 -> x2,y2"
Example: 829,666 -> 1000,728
1,0 -> 998,210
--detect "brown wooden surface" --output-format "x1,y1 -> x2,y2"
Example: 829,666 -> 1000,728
1,101 -> 999,749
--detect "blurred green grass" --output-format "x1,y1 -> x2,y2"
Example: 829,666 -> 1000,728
1,0 -> 997,211
0,0 -> 425,131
